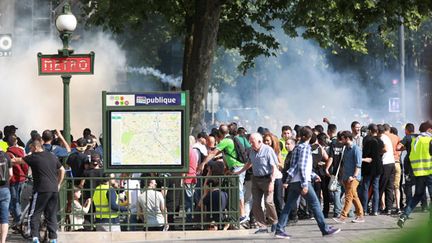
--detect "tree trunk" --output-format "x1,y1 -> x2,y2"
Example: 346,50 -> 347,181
182,0 -> 223,135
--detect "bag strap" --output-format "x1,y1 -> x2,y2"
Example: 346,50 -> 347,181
334,146 -> 346,177
225,137 -> 240,162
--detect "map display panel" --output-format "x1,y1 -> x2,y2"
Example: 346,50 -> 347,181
110,110 -> 182,166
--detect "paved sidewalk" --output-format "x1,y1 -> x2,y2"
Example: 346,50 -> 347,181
7,211 -> 429,242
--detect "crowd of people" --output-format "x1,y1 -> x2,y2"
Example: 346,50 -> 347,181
0,118 -> 431,242
186,119 -> 432,239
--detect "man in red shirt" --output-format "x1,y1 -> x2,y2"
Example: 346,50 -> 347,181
6,136 -> 28,229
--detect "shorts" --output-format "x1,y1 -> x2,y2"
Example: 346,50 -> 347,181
0,187 -> 11,224
394,162 -> 402,190
232,166 -> 245,199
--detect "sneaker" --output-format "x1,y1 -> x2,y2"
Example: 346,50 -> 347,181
332,217 -> 346,224
397,217 -> 405,229
32,237 -> 40,243
324,227 -> 341,236
370,212 -> 378,216
254,228 -> 269,234
239,216 -> 248,224
275,232 -> 291,239
49,240 -> 58,243
351,217 -> 365,223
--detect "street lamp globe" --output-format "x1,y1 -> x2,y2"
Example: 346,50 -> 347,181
56,3 -> 76,55
55,8 -> 77,32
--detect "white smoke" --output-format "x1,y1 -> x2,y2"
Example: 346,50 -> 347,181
126,66 -> 182,88
215,33 -> 421,133
0,31 -> 126,141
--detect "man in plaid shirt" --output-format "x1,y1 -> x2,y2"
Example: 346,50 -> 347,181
274,126 -> 341,239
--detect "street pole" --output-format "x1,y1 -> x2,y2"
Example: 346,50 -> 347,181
62,74 -> 71,144
56,3 -> 75,145
399,16 -> 406,122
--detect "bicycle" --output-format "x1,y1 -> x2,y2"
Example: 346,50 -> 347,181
17,176 -> 48,242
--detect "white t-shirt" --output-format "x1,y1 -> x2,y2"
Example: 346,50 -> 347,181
137,190 -> 165,226
124,177 -> 141,213
381,134 -> 395,165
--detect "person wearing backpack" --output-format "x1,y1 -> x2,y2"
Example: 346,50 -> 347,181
42,129 -> 71,160
199,124 -> 248,224
0,147 -> 13,243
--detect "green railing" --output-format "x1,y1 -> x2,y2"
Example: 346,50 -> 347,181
58,174 -> 239,231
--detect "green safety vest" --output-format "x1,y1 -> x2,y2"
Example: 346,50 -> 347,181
409,136 -> 432,177
280,138 -> 288,160
92,184 -> 119,219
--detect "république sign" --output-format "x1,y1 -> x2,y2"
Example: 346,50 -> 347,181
37,52 -> 95,75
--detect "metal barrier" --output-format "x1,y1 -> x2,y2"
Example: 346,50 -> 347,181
58,174 -> 239,231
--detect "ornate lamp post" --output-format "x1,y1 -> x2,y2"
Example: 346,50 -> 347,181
38,2 -> 94,146
55,3 -> 77,145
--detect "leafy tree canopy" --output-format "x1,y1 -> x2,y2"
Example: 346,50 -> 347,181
80,0 -> 432,72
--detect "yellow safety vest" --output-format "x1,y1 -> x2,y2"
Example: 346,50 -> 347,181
92,184 -> 119,219
280,138 -> 288,160
409,136 -> 432,177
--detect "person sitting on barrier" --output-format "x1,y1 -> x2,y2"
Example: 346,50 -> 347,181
70,187 -> 91,231
137,178 -> 168,231
202,169 -> 228,231
197,160 -> 228,230
92,173 -> 128,232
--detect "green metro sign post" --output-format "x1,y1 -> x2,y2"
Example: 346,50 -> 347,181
37,3 -> 95,145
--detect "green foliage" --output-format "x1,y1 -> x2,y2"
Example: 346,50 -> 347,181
79,0 -> 432,74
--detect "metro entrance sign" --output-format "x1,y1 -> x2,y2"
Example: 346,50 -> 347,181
37,52 -> 95,75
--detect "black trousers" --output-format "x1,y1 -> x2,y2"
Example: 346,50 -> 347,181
30,192 -> 59,239
379,164 -> 395,211
273,178 -> 285,218
321,176 -> 331,217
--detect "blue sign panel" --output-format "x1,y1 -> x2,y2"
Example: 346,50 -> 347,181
388,97 -> 400,113
135,93 -> 182,106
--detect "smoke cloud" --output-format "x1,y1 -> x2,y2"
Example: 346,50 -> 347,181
0,31 -> 125,141
215,32 -> 422,133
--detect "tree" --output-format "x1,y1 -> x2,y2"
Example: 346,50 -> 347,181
79,0 -> 432,134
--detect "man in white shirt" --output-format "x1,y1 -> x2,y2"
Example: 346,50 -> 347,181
137,179 -> 168,231
378,125 -> 396,214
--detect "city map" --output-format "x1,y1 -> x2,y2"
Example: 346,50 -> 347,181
110,111 -> 182,166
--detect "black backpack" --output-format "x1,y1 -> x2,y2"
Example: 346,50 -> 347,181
0,151 -> 9,186
226,136 -> 249,164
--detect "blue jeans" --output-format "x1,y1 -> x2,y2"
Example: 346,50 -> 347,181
10,182 -> 24,224
332,181 -> 342,216
360,175 -> 380,214
0,187 -> 11,224
184,183 -> 195,222
128,213 -> 138,231
403,175 -> 432,218
232,167 -> 245,199
276,182 -> 329,235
